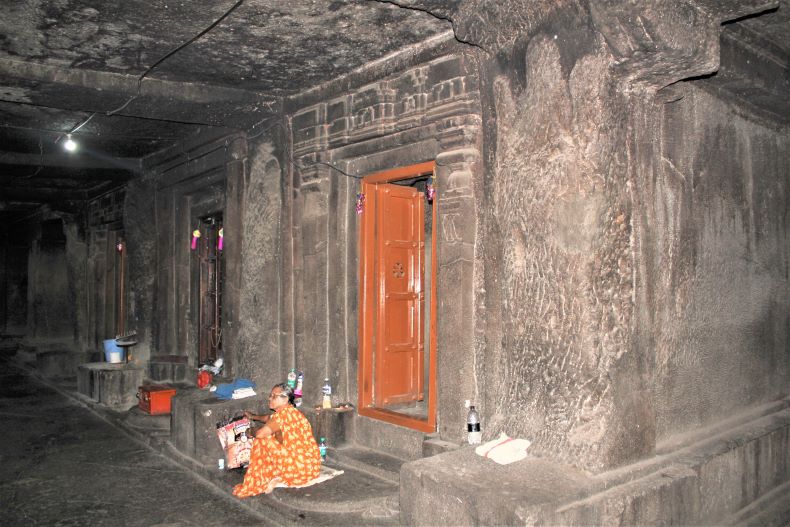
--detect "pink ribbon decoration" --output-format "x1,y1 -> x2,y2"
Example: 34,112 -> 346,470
218,228 -> 224,251
191,229 -> 201,250
426,175 -> 436,202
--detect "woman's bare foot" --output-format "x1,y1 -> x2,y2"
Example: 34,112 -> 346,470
264,477 -> 282,494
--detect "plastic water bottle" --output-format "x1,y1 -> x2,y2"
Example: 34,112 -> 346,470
287,368 -> 297,389
319,437 -> 327,460
467,404 -> 481,445
321,378 -> 332,409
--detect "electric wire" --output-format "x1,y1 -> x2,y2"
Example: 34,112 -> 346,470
106,0 -> 246,116
53,0 -> 246,145
13,137 -> 44,180
0,122 -> 202,141
69,112 -> 96,134
248,119 -> 364,180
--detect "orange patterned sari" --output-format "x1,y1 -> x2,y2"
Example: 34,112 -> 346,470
232,405 -> 321,498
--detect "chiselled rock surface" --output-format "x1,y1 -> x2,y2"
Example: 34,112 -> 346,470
482,13 -> 645,471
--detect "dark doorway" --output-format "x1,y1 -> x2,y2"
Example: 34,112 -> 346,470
198,215 -> 224,364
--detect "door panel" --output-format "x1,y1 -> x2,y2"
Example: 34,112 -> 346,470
357,160 -> 437,433
375,184 -> 424,406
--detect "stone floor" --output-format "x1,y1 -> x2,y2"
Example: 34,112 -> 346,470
5,337 -> 789,527
0,363 -> 271,527
1,349 -> 404,526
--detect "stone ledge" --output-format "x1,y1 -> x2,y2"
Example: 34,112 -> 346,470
303,405 -> 355,447
400,400 -> 790,526
171,388 -> 267,468
77,362 -> 144,411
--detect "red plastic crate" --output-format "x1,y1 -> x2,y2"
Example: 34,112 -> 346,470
137,384 -> 176,415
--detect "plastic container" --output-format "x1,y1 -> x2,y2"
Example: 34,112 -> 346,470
197,370 -> 213,389
103,339 -> 126,363
287,368 -> 297,388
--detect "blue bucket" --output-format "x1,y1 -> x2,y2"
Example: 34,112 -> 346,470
103,339 -> 126,363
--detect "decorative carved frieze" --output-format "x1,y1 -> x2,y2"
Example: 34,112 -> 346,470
292,105 -> 327,155
293,54 -> 479,155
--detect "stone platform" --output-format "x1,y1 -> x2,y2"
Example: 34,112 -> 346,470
171,388 -> 266,468
400,398 -> 790,526
76,362 -> 143,410
171,388 -> 361,469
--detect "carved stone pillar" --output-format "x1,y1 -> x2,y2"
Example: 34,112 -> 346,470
434,120 -> 484,440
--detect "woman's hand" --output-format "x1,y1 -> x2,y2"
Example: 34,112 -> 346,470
244,411 -> 270,423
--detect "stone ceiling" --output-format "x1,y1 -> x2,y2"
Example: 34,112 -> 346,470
0,0 -> 787,218
0,0 -> 452,216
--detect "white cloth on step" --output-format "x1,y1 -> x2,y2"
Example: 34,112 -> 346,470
231,387 -> 257,399
275,466 -> 344,488
474,432 -> 531,465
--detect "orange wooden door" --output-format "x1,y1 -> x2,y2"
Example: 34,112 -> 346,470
374,183 -> 424,406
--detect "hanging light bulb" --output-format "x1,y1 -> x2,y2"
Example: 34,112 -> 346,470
63,134 -> 77,152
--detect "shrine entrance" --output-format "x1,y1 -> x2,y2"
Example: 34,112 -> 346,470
197,214 -> 223,364
358,161 -> 437,432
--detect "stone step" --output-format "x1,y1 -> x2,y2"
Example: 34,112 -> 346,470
329,444 -> 406,484
77,362 -> 144,410
122,405 -> 171,434
210,461 -> 400,525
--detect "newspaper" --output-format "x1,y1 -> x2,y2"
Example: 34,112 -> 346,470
216,416 -> 253,469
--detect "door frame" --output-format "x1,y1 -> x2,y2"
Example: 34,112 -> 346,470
358,161 -> 437,432
197,214 -> 224,364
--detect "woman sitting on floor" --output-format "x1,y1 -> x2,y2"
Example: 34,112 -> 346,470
233,383 -> 321,498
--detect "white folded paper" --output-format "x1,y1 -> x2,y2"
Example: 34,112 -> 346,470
474,432 -> 531,465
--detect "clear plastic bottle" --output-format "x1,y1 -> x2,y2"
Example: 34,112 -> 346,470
467,405 -> 482,445
321,378 -> 332,409
287,368 -> 297,389
319,437 -> 327,460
